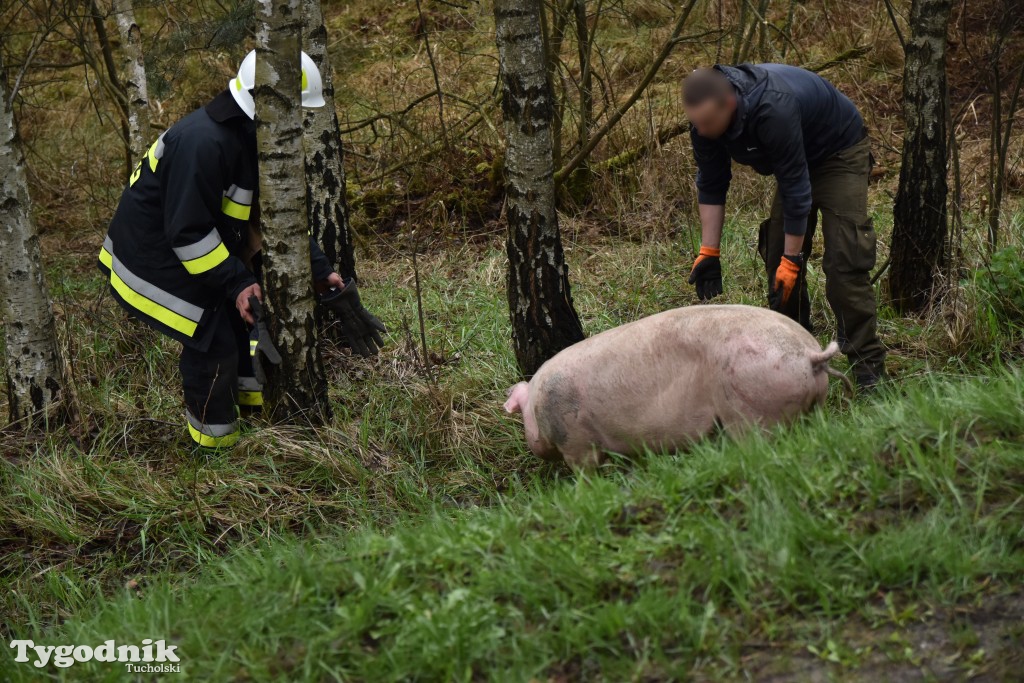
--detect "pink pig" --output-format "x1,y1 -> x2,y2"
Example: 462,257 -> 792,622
504,304 -> 850,469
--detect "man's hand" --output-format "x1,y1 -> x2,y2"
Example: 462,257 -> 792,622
770,254 -> 804,310
236,283 -> 262,325
324,272 -> 345,290
688,246 -> 723,301
314,272 -> 345,296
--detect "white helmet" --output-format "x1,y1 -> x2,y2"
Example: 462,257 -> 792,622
229,49 -> 326,119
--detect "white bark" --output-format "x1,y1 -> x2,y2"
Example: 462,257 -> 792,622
0,80 -> 65,424
301,0 -> 356,280
112,0 -> 151,166
254,0 -> 329,420
494,0 -> 584,376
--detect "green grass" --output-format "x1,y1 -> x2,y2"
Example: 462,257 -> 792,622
4,218 -> 1024,680
7,368 -> 1024,681
5,1 -> 1024,678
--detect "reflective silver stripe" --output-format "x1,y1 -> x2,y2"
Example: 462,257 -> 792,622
224,184 -> 253,205
238,376 -> 262,392
185,409 -> 238,437
153,133 -> 165,160
103,236 -> 204,322
172,228 -> 223,262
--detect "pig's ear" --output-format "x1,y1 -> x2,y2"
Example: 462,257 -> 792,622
503,383 -> 526,413
503,396 -> 520,414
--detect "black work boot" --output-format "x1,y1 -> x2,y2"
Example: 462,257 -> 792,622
853,360 -> 888,392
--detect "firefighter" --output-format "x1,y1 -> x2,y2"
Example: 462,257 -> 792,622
682,64 -> 886,389
98,50 -> 385,449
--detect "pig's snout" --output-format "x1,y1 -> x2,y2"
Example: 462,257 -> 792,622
504,381 -> 529,414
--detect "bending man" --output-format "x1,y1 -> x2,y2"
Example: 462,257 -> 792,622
683,64 -> 886,389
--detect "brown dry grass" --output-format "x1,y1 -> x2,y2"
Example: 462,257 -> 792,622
4,0 -> 1020,271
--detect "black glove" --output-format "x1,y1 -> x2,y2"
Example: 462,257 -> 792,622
248,295 -> 282,385
319,279 -> 387,358
688,246 -> 723,301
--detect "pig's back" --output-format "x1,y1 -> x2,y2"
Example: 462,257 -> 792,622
528,305 -> 822,456
534,304 -> 817,380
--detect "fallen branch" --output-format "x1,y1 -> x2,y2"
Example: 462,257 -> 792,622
592,121 -> 688,174
804,45 -> 872,74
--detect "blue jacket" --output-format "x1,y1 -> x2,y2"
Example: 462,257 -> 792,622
691,63 -> 865,235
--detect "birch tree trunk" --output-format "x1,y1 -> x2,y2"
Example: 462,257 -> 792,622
112,0 -> 151,167
889,0 -> 952,313
255,0 -> 330,421
494,0 -> 585,377
300,0 -> 356,280
0,79 -> 65,425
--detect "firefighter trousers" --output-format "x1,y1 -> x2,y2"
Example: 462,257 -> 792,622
179,305 -> 260,448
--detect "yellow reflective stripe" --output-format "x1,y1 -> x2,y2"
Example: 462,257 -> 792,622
187,422 -> 240,448
302,69 -> 308,90
129,162 -> 142,186
249,340 -> 258,357
222,197 -> 251,220
186,409 -> 239,447
102,237 -> 205,320
238,390 -> 263,407
100,248 -> 198,337
147,140 -> 160,172
181,242 -> 229,275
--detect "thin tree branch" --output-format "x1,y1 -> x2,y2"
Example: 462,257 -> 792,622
882,0 -> 906,50
8,25 -> 51,105
554,0 -> 698,186
414,0 -> 449,149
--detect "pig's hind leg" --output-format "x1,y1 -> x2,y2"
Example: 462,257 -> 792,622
715,363 -> 819,437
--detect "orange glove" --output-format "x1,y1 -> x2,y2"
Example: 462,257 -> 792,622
773,254 -> 803,307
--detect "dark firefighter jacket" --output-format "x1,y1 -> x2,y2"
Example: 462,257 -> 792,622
690,63 -> 866,235
98,89 -> 333,352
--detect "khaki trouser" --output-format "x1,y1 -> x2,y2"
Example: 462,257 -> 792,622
758,136 -> 886,371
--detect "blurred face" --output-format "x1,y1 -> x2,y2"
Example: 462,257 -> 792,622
685,94 -> 737,139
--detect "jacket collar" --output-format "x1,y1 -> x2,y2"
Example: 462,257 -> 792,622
715,64 -> 767,141
206,89 -> 253,131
